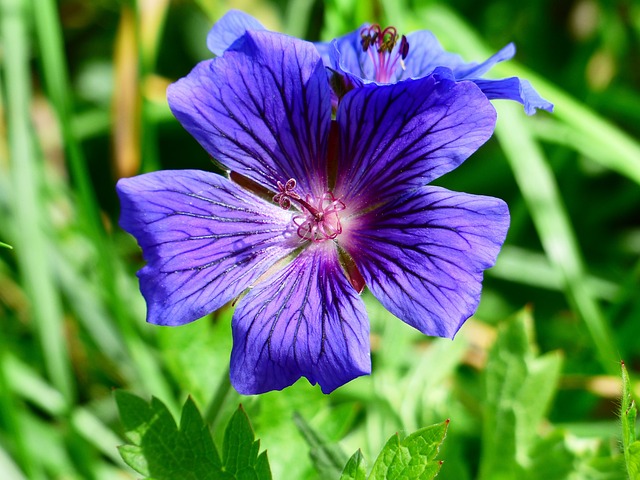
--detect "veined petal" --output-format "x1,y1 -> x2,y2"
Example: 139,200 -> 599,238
343,186 -> 509,339
473,78 -> 554,115
167,30 -> 332,198
403,30 -> 467,79
117,170 -> 297,326
335,69 -> 496,210
230,243 -> 371,394
206,10 -> 266,56
313,38 -> 340,71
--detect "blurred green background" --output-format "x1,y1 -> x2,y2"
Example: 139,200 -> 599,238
1,0 -> 640,478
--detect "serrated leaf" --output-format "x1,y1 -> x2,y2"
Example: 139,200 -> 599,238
621,361 -> 640,480
293,411 -> 348,479
340,450 -> 367,480
479,308 -> 563,480
368,420 -> 448,480
115,391 -> 222,479
255,451 -> 272,479
115,393 -> 273,480
222,405 -> 272,480
180,396 -> 223,468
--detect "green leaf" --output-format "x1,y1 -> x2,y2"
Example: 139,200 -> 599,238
115,391 -> 221,479
628,442 -> 640,480
115,392 -> 271,480
340,450 -> 367,480
368,420 -> 448,480
222,405 -> 272,480
621,361 -> 640,479
479,309 -> 563,480
0,241 -> 12,249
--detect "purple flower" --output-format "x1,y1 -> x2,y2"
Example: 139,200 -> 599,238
117,29 -> 510,394
208,10 -> 553,115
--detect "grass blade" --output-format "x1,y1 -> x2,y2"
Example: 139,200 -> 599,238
495,102 -> 618,374
2,0 -> 74,402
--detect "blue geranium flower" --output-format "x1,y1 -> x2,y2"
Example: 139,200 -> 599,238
117,29 -> 509,394
208,10 -> 553,115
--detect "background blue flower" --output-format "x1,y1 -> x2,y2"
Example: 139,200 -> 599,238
209,10 -> 553,115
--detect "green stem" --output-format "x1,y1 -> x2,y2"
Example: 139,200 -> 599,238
620,361 -> 638,478
204,366 -> 233,428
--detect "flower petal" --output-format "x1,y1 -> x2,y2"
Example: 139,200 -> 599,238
403,30 -> 467,79
167,30 -> 332,198
230,243 -> 371,394
343,186 -> 509,339
117,170 -> 296,326
451,43 -> 516,79
472,78 -> 554,115
323,27 -> 372,78
206,10 -> 265,56
334,69 -> 496,210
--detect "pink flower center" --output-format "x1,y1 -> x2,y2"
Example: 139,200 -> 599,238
360,24 -> 410,83
273,179 -> 346,242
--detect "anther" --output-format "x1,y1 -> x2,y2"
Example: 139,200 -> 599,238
399,35 -> 409,60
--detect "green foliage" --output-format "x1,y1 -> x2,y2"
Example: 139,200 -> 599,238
115,392 -> 271,480
340,450 -> 367,480
0,241 -> 11,249
297,412 -> 448,480
621,362 -> 640,479
367,421 -> 448,480
480,310 -> 623,480
479,308 -> 563,479
222,404 -> 272,479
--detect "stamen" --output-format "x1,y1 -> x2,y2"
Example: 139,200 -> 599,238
378,26 -> 398,53
359,24 -> 410,83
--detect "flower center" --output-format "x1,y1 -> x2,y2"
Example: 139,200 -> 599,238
360,24 -> 410,83
273,179 -> 345,242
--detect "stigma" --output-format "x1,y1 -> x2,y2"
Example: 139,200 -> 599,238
273,179 -> 346,242
360,24 -> 410,83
